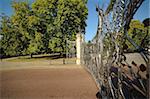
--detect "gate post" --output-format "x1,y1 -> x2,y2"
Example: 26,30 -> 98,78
76,33 -> 84,65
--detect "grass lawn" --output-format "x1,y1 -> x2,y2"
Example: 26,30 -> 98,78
0,54 -> 77,71
2,54 -> 75,62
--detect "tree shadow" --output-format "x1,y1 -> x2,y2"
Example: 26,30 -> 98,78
26,54 -> 66,60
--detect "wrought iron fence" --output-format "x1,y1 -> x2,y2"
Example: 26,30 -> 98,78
82,0 -> 149,99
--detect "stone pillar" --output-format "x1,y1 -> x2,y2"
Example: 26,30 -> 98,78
76,33 -> 83,65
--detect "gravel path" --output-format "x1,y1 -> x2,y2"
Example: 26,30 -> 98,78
0,64 -> 98,99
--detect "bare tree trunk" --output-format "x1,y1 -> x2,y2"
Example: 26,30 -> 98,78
31,53 -> 33,58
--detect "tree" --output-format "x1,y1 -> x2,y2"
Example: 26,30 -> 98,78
27,31 -> 43,58
143,18 -> 150,27
141,18 -> 150,50
27,13 -> 44,57
0,14 -> 24,56
0,0 -> 88,57
11,1 -> 31,55
125,20 -> 148,52
0,15 -> 16,56
32,0 -> 88,54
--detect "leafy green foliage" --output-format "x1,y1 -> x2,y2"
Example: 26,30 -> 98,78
31,0 -> 88,53
0,0 -> 88,57
125,20 -> 149,52
0,16 -> 17,56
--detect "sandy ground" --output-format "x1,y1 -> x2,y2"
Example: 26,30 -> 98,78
0,62 -> 98,99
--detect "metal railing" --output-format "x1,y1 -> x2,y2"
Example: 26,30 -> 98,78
82,0 -> 149,98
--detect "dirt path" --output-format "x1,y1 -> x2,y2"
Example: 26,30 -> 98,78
0,66 -> 98,99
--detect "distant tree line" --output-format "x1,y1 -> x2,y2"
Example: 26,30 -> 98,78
0,0 -> 88,58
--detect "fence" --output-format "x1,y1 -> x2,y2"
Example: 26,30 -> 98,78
82,0 -> 149,99
49,40 -> 76,65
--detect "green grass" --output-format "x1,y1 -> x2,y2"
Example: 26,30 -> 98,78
5,57 -> 47,62
2,54 -> 76,63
